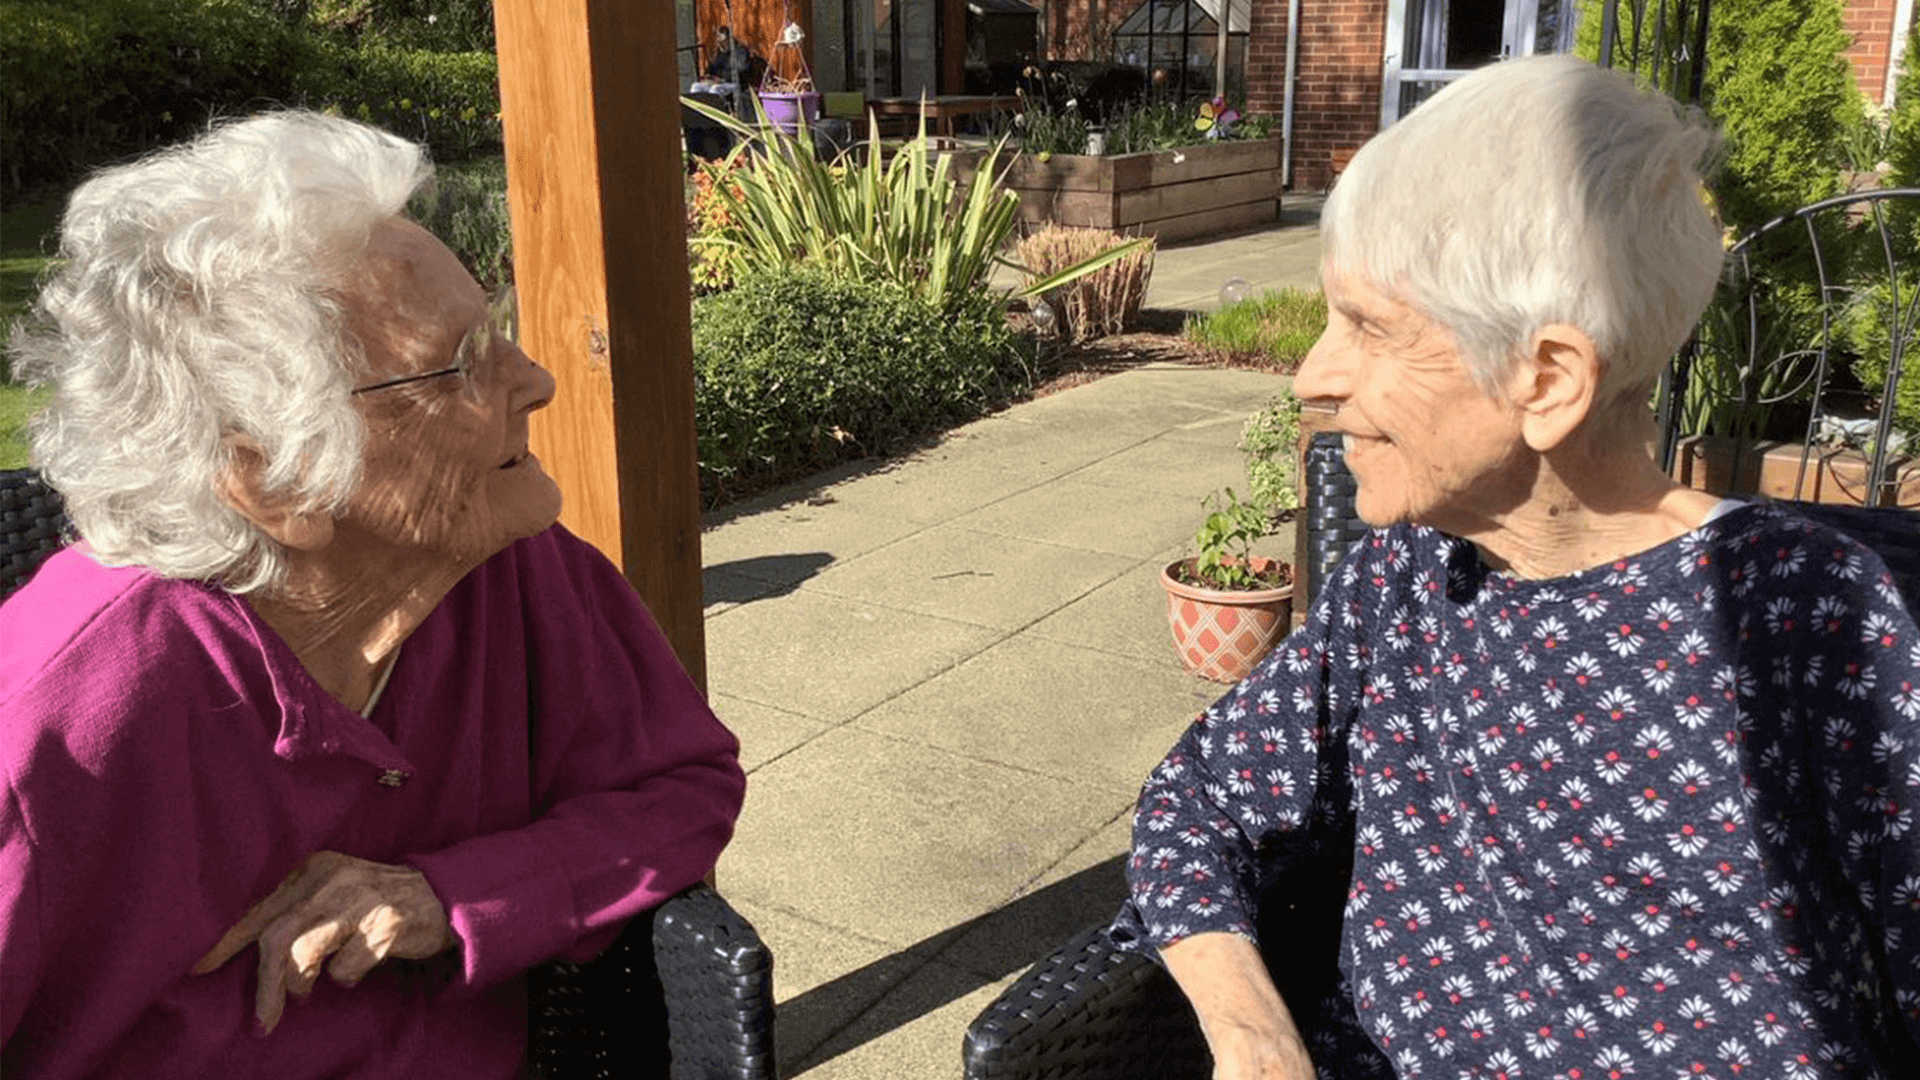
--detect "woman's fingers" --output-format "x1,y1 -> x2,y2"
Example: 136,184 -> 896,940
193,851 -> 454,1035
325,905 -> 404,987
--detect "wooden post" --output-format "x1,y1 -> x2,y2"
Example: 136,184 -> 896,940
943,0 -> 966,93
494,0 -> 708,689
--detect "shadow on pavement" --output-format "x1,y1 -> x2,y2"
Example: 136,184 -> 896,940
702,552 -> 835,608
778,853 -> 1129,1075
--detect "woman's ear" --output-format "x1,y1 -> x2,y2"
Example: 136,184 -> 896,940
216,438 -> 335,552
1511,323 -> 1602,453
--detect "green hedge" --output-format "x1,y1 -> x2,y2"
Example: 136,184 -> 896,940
692,270 -> 1034,503
301,42 -> 501,163
408,155 -> 512,290
1575,0 -> 1859,233
0,0 -> 317,196
0,0 -> 501,199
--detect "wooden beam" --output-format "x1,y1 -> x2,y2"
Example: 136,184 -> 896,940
494,0 -> 708,688
943,0 -> 966,93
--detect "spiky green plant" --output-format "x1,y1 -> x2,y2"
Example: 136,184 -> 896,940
682,97 -> 1146,317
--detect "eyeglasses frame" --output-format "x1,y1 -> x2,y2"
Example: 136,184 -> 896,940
350,285 -> 518,397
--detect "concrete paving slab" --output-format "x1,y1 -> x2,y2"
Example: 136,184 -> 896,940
715,726 -> 1120,947
712,691 -> 833,773
930,812 -> 1137,982
703,504 -> 922,586
1024,549 -> 1195,665
909,411 -> 1157,478
1067,364 -> 1292,415
854,634 -> 1214,792
793,460 -> 1048,525
706,590 -> 1001,722
1000,379 -> 1242,430
949,479 -> 1207,558
791,961 -> 1017,1080
1069,432 -> 1257,499
802,525 -> 1137,631
1146,204 -> 1325,314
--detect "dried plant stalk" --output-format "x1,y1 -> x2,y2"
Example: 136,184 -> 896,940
1016,226 -> 1156,343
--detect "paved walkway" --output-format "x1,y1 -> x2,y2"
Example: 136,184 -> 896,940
703,201 -> 1324,1078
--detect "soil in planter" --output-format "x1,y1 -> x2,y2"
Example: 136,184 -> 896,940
1169,558 -> 1294,591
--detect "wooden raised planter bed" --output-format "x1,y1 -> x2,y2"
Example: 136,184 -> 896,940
951,137 -> 1282,243
1671,435 -> 1920,507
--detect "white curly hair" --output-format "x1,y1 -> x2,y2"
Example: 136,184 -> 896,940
9,111 -> 433,594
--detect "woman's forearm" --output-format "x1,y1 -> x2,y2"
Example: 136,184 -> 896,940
1161,932 -> 1317,1080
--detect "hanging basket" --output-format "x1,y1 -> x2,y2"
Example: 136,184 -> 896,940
756,90 -> 822,135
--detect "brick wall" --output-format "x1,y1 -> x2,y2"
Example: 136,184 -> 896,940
1843,0 -> 1903,104
1250,0 -> 1388,190
1043,0 -> 1388,189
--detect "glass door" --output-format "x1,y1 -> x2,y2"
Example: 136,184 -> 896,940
1380,0 -> 1577,125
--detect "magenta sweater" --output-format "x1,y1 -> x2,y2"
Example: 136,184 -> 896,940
0,525 -> 745,1078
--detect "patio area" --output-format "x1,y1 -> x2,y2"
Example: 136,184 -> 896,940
702,209 -> 1323,1077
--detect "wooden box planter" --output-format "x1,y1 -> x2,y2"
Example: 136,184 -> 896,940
1671,435 -> 1920,508
951,137 -> 1282,243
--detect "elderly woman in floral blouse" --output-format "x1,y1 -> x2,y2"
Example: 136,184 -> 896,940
1112,55 -> 1920,1080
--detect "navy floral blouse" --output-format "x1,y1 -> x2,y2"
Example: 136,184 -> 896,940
1114,504 -> 1920,1079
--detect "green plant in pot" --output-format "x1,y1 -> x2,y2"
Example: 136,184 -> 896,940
1159,487 -> 1295,684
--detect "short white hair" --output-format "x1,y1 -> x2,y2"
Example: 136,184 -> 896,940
1321,55 -> 1724,410
9,111 -> 432,593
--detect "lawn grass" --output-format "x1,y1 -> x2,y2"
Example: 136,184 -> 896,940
1,195 -> 61,468
1184,286 -> 1327,370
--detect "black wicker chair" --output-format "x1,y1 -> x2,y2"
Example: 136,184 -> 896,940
0,467 -> 777,1080
962,494 -> 1919,1080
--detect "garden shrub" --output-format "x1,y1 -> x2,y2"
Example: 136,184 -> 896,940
409,155 -> 512,290
1831,278 -> 1920,449
1703,0 -> 1860,231
1239,393 -> 1302,514
0,0 -> 501,199
690,269 -> 1033,502
1015,226 -> 1155,343
1574,0 -> 1858,233
686,156 -> 750,295
0,0 -> 318,196
301,42 -> 501,163
302,0 -> 496,52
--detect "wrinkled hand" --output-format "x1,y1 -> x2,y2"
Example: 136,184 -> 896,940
192,851 -> 455,1034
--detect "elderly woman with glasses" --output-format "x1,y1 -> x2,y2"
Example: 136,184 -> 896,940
0,113 -> 745,1077
1111,56 -> 1920,1080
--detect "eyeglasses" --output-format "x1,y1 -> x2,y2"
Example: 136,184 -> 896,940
351,285 -> 519,399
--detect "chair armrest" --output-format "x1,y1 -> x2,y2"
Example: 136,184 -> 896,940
962,924 -> 1211,1080
528,883 -> 776,1080
654,883 -> 778,1080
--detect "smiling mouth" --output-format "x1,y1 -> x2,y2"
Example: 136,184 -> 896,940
500,451 -> 530,470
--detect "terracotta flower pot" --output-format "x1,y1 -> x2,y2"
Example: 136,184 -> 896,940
1160,556 -> 1295,684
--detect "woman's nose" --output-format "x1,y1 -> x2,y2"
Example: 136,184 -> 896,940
508,345 -> 556,414
1291,328 -> 1351,404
